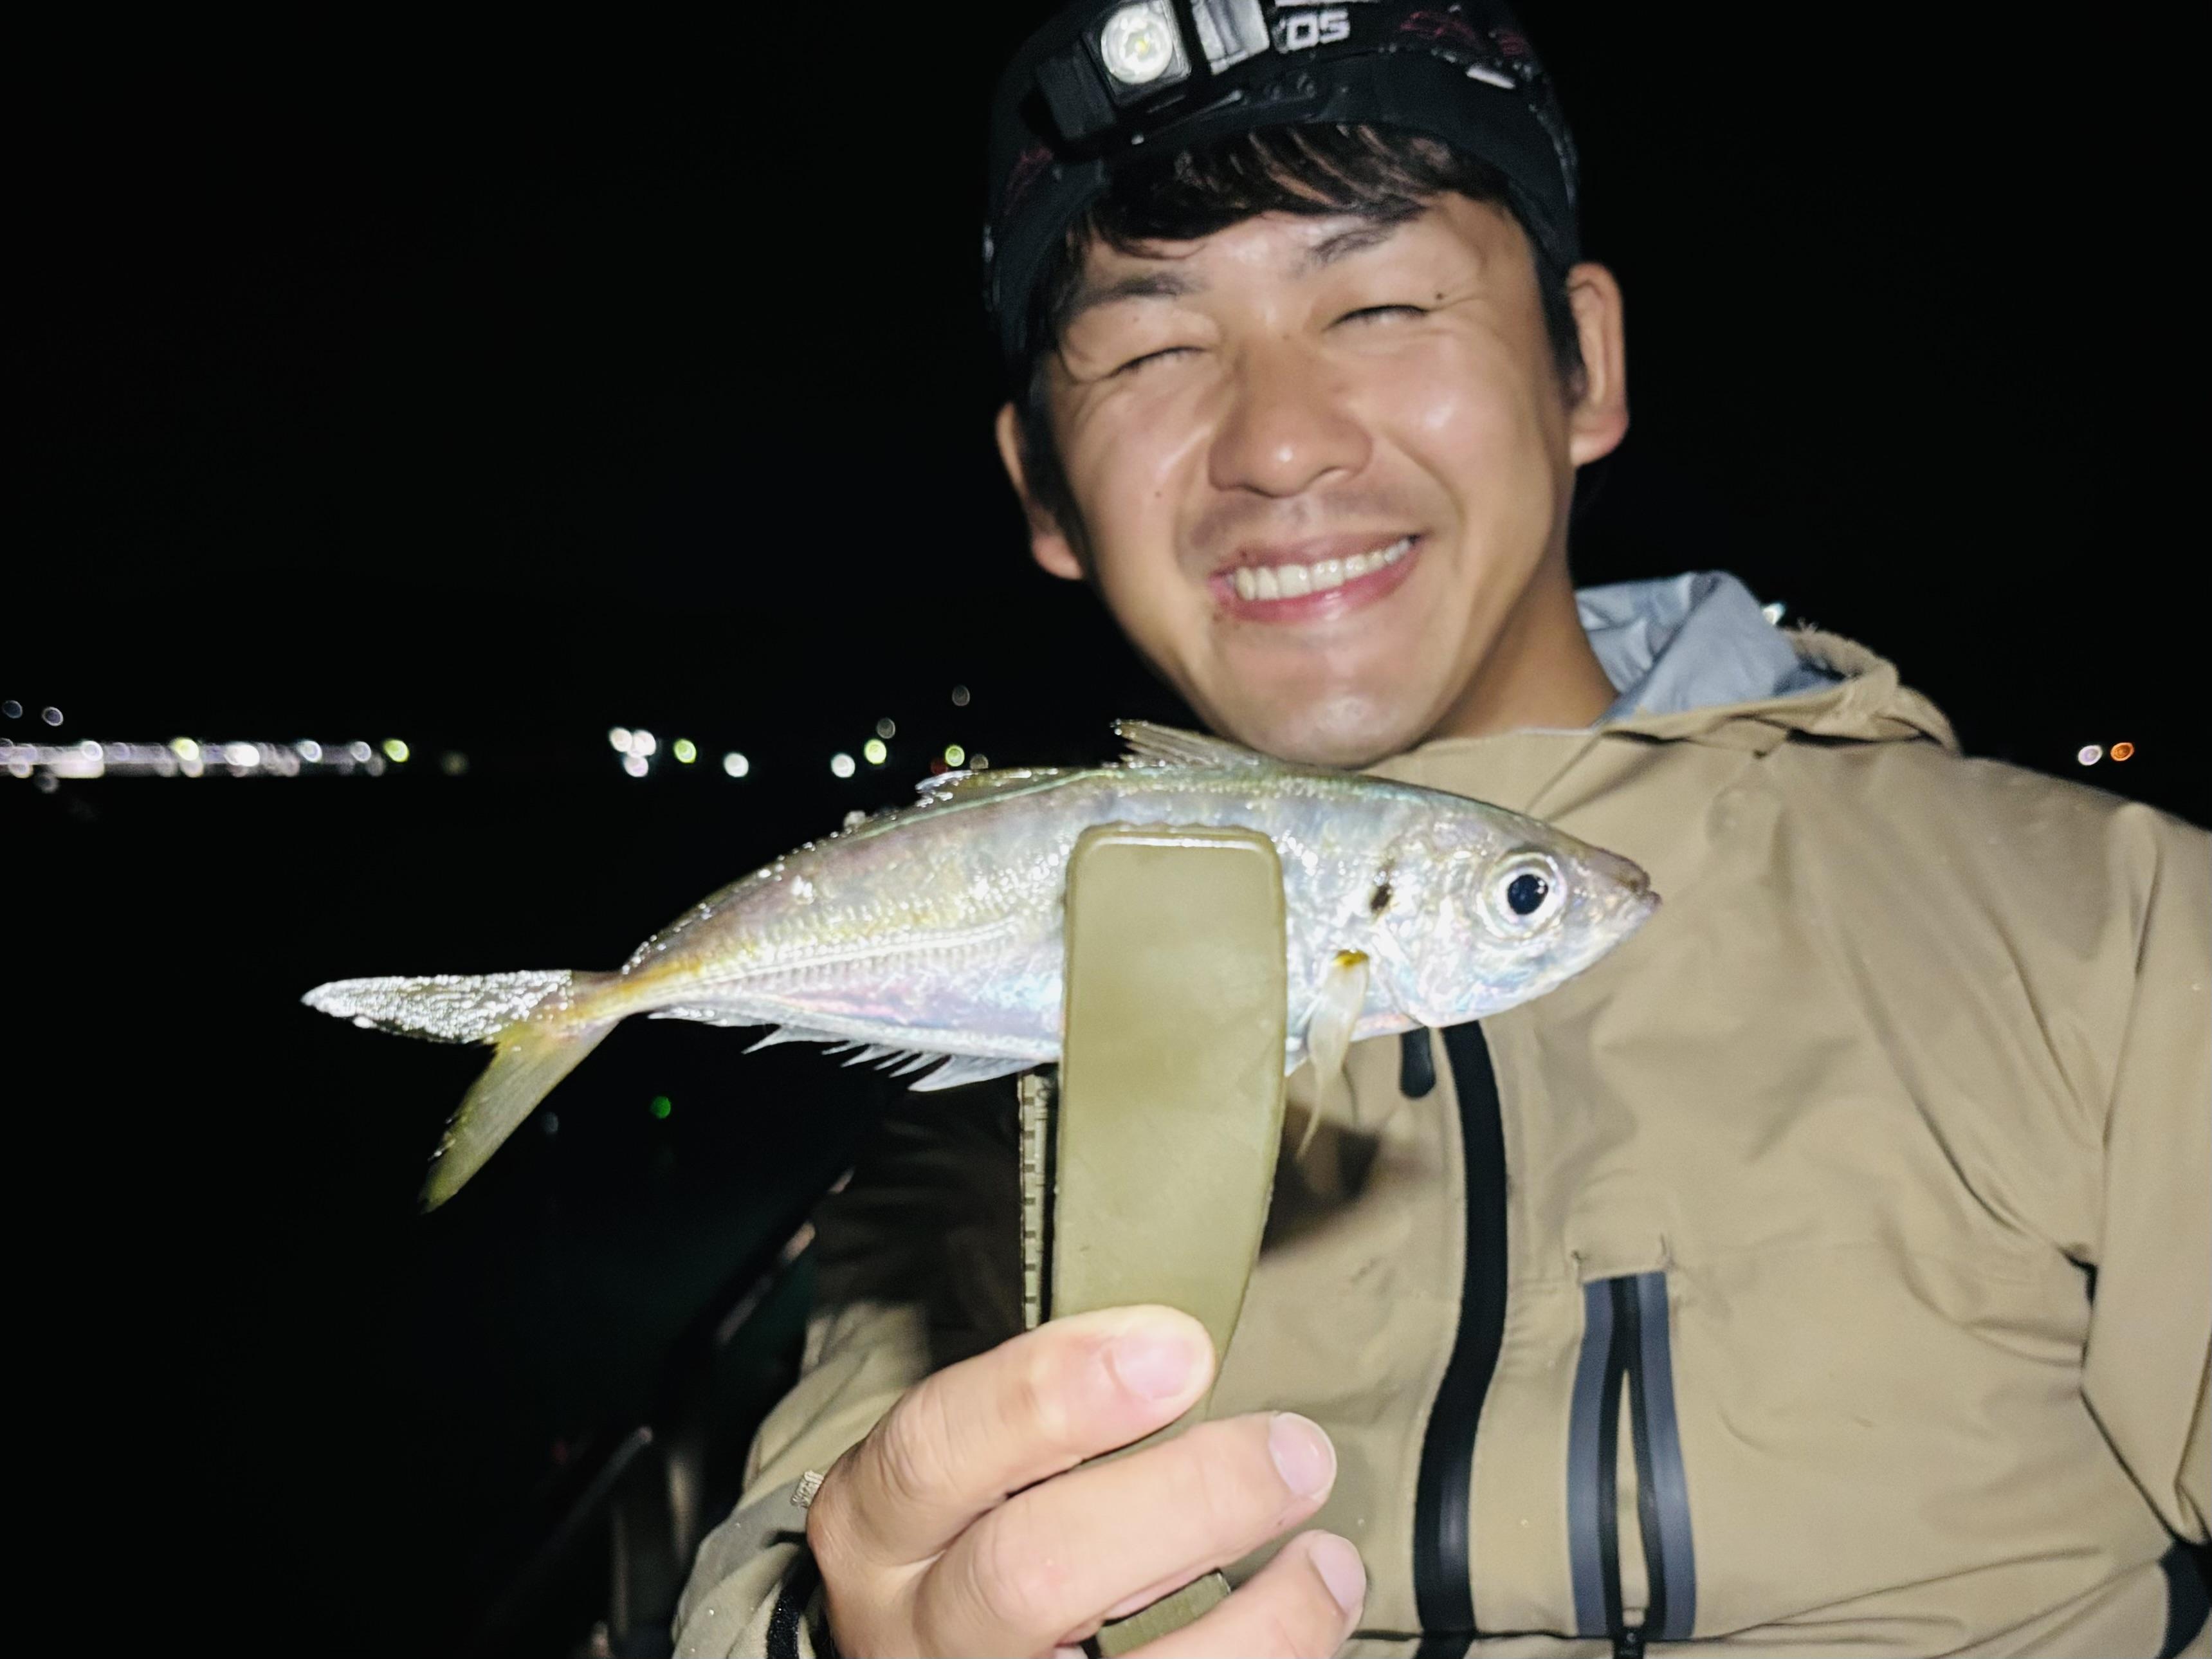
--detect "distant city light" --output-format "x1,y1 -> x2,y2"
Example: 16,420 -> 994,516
672,738 -> 698,764
42,707 -> 63,726
3,737 -> 408,782
971,753 -> 990,770
383,738 -> 410,764
830,752 -> 857,779
609,727 -> 633,753
2078,745 -> 2102,766
1,701 -> 19,720
944,744 -> 965,766
863,738 -> 888,765
2110,741 -> 2135,762
623,753 -> 649,778
632,729 -> 657,758
950,685 -> 971,708
875,717 -> 897,739
723,751 -> 750,778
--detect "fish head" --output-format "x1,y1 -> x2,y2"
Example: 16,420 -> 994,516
1369,807 -> 1659,1027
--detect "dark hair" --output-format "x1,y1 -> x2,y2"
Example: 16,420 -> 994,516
1012,123 -> 1586,542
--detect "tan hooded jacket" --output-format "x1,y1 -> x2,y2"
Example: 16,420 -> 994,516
674,625 -> 2211,1658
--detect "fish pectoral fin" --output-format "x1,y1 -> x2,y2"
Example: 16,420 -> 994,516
1295,950 -> 1371,1159
1112,720 -> 1273,770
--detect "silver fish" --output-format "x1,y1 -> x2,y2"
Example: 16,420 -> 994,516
306,722 -> 1658,1207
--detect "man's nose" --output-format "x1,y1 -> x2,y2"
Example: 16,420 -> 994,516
1207,340 -> 1370,498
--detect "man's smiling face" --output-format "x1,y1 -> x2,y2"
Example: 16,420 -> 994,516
998,192 -> 1627,767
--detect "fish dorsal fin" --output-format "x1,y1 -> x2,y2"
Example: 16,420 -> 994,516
1112,720 -> 1271,770
911,765 -> 1066,805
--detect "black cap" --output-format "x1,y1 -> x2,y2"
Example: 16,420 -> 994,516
984,0 -> 1579,363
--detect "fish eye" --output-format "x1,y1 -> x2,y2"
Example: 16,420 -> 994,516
1484,852 -> 1565,933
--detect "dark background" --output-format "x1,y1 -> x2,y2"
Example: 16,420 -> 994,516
11,6 -> 2195,1651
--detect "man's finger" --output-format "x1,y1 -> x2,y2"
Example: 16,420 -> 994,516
808,1305 -> 1214,1573
913,1411 -> 1338,1656
1125,1532 -> 1365,1659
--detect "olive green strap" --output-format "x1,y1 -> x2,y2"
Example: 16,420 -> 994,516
1039,827 -> 1290,1651
1094,1573 -> 1232,1656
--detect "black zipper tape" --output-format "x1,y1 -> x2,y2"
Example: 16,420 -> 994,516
1412,1023 -> 1510,1642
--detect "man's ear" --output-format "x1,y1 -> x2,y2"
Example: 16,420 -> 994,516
994,402 -> 1084,581
1563,262 -> 1629,466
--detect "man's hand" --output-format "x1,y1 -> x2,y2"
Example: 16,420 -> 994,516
805,1305 -> 1365,1657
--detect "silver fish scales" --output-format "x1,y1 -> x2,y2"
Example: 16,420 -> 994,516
306,722 -> 1658,1207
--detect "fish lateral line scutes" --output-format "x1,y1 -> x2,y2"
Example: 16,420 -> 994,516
302,721 -> 1659,1208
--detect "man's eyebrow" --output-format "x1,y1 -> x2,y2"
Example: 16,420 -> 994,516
1301,217 -> 1413,271
1056,268 -> 1203,331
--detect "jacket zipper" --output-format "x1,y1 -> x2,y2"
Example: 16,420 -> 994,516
1412,1024 -> 1510,1652
1582,1272 -> 1688,1656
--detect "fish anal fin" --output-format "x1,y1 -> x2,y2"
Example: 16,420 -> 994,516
909,1052 -> 1037,1092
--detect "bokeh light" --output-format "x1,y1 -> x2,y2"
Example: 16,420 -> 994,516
383,738 -> 410,763
608,727 -> 633,753
623,752 -> 649,778
2110,741 -> 2135,762
722,751 -> 750,778
672,738 -> 697,764
944,744 -> 965,767
875,717 -> 897,739
830,752 -> 856,779
649,1094 -> 672,1119
950,685 -> 971,708
2077,744 -> 2102,766
863,738 -> 888,765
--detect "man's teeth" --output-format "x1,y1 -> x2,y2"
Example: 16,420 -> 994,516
1231,536 -> 1412,603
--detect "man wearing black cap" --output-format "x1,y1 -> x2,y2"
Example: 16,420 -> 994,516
673,3 -> 2210,1655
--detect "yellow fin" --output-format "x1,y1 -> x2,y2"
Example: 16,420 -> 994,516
419,1015 -> 616,1210
1297,950 -> 1369,1159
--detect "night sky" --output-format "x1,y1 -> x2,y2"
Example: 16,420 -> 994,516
13,6 -> 2195,1652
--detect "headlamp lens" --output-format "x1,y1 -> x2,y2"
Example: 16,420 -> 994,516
1098,1 -> 1183,86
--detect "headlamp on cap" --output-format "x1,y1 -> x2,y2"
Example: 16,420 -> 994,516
1039,0 -> 1269,139
988,0 -> 1582,362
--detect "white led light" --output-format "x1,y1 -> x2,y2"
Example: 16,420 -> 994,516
830,752 -> 857,779
1099,1 -> 1182,86
723,751 -> 750,778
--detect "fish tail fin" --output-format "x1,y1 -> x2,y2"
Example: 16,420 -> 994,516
420,1014 -> 617,1209
302,969 -> 621,1208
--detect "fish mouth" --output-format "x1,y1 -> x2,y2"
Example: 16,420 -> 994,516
1209,532 -> 1422,619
